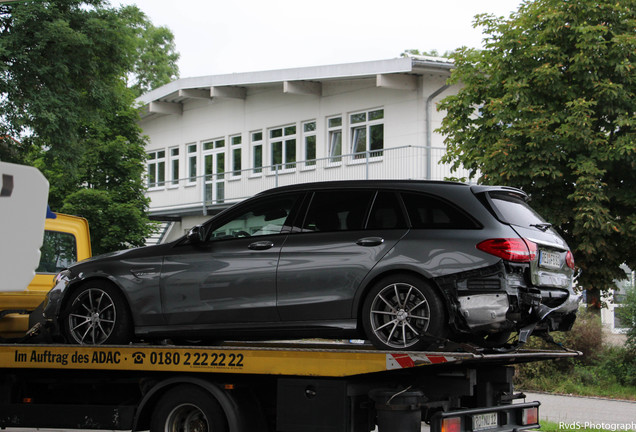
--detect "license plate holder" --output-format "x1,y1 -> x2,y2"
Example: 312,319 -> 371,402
473,412 -> 498,431
539,250 -> 562,269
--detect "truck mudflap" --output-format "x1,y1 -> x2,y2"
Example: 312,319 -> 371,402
430,402 -> 540,432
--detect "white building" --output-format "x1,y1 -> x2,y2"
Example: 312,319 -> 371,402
136,56 -> 468,243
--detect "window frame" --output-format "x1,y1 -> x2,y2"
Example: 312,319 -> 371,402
186,143 -> 198,186
251,131 -> 264,176
147,149 -> 166,189
301,120 -> 317,170
349,108 -> 384,159
269,124 -> 297,172
327,115 -> 343,164
230,134 -> 242,178
168,146 -> 180,187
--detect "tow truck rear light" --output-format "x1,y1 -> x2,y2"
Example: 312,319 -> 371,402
521,407 -> 538,425
566,251 -> 575,269
476,238 -> 537,262
441,417 -> 462,432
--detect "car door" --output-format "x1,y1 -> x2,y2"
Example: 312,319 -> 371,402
159,192 -> 302,326
276,190 -> 409,321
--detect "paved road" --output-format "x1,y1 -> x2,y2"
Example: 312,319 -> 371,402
524,392 -> 636,430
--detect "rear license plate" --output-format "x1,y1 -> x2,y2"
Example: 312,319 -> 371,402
473,412 -> 498,431
539,250 -> 562,269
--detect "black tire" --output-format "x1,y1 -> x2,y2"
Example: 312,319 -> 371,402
150,384 -> 228,432
61,280 -> 132,345
362,274 -> 447,351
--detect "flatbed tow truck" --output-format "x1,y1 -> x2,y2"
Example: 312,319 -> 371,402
0,340 -> 580,432
0,162 -> 581,432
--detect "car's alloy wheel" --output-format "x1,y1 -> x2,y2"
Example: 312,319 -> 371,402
63,281 -> 131,345
363,275 -> 446,350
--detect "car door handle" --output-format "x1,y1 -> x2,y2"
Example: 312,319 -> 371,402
248,241 -> 275,250
356,237 -> 385,247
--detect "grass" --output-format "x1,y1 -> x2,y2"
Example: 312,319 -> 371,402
519,367 -> 636,401
535,419 -> 620,432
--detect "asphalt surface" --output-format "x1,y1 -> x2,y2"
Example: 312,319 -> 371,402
524,391 -> 636,430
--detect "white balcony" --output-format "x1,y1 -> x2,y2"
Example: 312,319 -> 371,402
146,145 -> 474,216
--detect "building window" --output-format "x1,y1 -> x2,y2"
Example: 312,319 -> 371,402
187,144 -> 197,184
230,135 -> 242,176
302,121 -> 316,167
203,138 -> 225,181
270,125 -> 296,170
350,108 -> 384,158
203,138 -> 226,204
169,147 -> 180,186
252,131 -> 263,174
147,149 -> 165,188
327,116 -> 342,163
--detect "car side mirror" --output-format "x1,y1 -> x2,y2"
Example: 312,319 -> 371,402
187,225 -> 205,244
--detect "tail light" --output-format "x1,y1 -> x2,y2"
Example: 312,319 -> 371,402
441,417 -> 462,432
566,251 -> 575,269
476,238 -> 537,262
521,407 -> 539,425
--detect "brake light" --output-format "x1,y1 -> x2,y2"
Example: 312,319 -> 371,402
441,417 -> 462,432
476,238 -> 537,262
521,407 -> 538,425
566,251 -> 575,269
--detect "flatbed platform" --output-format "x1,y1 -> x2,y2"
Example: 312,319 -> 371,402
0,342 -> 581,377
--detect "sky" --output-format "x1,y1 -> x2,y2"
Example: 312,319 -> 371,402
116,0 -> 525,79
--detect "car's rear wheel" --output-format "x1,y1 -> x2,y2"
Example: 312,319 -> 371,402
62,281 -> 132,345
362,274 -> 446,350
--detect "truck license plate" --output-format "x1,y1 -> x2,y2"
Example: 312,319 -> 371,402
473,412 -> 498,431
539,250 -> 562,269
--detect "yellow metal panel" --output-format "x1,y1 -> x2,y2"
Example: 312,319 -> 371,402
0,345 -> 469,377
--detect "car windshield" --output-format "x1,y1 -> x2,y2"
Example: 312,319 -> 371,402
488,191 -> 547,228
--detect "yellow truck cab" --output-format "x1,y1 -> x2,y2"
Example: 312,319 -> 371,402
0,212 -> 91,338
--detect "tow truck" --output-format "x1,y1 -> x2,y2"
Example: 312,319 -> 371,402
0,161 -> 580,432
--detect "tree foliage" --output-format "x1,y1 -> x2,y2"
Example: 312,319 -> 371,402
438,0 -> 635,294
0,0 -> 179,254
401,48 -> 455,58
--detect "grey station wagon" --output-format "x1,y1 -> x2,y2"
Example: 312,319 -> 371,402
43,180 -> 580,350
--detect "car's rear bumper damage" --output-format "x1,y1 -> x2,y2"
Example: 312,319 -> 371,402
436,262 -> 581,342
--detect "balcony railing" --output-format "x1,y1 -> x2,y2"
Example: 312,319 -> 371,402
146,145 -> 474,215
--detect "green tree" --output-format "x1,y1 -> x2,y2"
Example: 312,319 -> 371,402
122,6 -> 179,97
0,0 -> 178,254
401,48 -> 455,58
616,284 -> 636,352
437,0 -> 635,296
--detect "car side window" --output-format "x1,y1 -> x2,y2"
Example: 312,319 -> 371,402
401,192 -> 479,229
208,194 -> 300,240
302,190 -> 375,232
367,191 -> 407,230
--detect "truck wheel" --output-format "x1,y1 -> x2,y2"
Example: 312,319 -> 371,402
362,274 -> 447,351
150,385 -> 228,432
62,281 -> 132,345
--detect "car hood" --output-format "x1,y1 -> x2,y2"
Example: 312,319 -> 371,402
69,242 -> 175,270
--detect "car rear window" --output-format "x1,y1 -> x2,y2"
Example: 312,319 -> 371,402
401,192 -> 479,229
367,191 -> 407,230
488,191 -> 547,227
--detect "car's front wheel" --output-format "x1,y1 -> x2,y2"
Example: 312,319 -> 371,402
62,281 -> 132,345
362,274 -> 447,351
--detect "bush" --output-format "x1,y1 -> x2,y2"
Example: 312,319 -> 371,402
515,308 -> 636,397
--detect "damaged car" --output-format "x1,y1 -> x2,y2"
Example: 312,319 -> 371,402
42,180 -> 580,350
